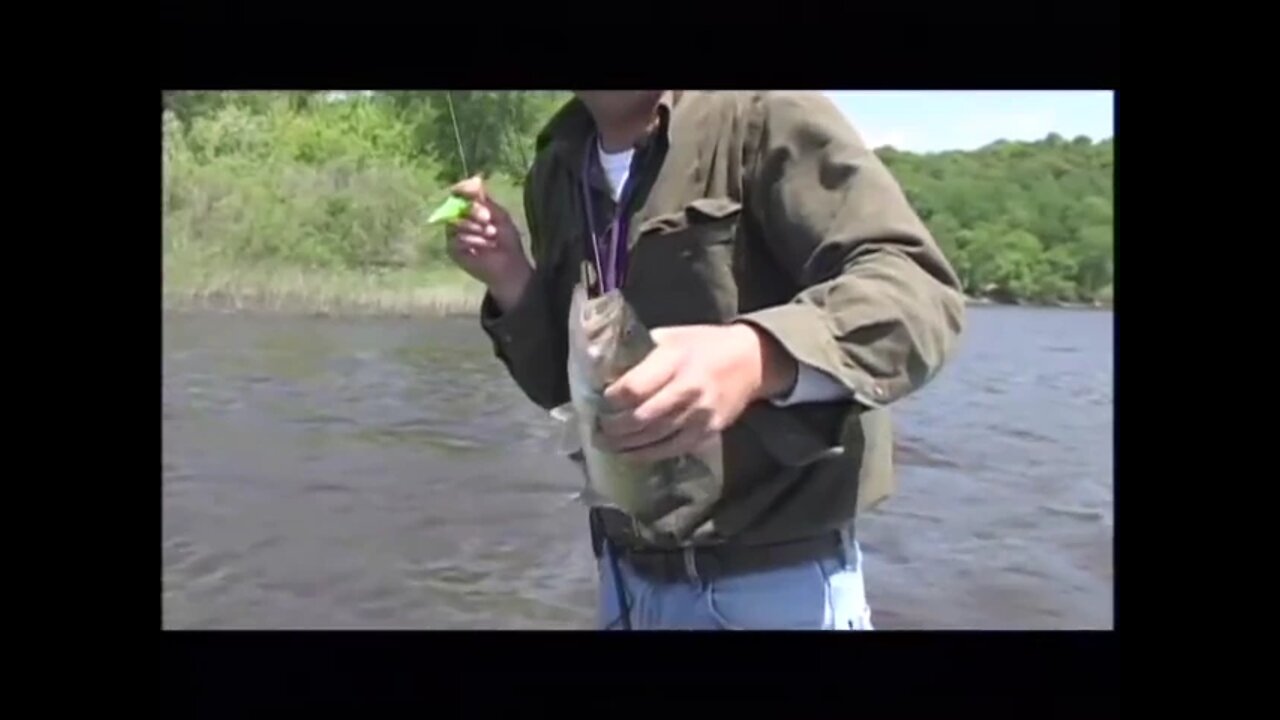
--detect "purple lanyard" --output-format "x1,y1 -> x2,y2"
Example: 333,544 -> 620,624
580,135 -> 636,297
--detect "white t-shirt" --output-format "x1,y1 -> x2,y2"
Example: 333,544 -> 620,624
596,142 -> 633,201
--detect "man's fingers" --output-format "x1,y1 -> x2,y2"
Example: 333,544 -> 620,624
649,327 -> 673,344
630,380 -> 696,428
597,379 -> 693,443
467,202 -> 492,224
604,348 -> 681,409
596,409 -> 638,438
449,174 -> 487,200
454,234 -> 497,251
596,402 -> 667,437
620,423 -> 710,464
454,220 -> 496,238
595,405 -> 682,451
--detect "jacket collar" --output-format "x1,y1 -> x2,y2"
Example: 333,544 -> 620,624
536,91 -> 681,171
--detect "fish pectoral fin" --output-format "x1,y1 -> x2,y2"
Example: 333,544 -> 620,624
549,402 -> 577,424
550,403 -> 584,457
575,484 -> 620,511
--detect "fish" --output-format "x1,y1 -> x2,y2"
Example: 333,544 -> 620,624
551,284 -> 724,525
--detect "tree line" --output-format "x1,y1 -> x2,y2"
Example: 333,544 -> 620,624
162,91 -> 1112,306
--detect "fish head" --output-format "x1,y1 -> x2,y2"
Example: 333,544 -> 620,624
571,287 -> 653,387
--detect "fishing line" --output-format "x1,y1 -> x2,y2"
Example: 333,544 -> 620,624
445,91 -> 469,178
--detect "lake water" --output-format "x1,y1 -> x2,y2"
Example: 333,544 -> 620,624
162,305 -> 1114,630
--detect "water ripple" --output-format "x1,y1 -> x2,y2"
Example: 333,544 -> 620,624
163,307 -> 1113,630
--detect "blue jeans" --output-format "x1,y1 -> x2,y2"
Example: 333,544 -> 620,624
595,530 -> 874,630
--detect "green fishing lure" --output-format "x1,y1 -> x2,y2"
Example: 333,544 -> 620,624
427,195 -> 471,225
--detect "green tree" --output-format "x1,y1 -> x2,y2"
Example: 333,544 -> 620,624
162,93 -> 1113,306
1073,224 -> 1113,295
418,91 -> 567,184
880,132 -> 1113,304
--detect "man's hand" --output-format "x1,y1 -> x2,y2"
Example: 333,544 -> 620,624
444,175 -> 533,312
595,323 -> 799,462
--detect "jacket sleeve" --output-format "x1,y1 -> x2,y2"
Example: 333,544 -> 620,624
734,92 -> 966,409
478,165 -> 571,411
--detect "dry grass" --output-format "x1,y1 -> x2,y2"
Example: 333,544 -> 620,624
163,254 -> 485,317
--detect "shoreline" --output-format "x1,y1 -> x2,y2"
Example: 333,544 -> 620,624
162,262 -> 1111,319
963,295 -> 1112,311
163,260 -> 485,318
162,289 -> 483,318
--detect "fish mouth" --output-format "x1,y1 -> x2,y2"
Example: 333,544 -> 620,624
579,292 -> 625,338
577,292 -> 628,369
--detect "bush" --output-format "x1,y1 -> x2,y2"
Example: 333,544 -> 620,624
163,92 -> 1114,307
164,101 -> 450,270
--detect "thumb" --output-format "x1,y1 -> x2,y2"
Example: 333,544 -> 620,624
450,173 -> 487,201
650,325 -> 704,347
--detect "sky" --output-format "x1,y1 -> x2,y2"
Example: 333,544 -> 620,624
823,91 -> 1114,154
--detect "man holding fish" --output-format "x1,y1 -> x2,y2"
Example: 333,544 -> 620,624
442,91 -> 965,630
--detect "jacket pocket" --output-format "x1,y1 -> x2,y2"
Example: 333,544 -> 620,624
637,197 -> 742,236
628,198 -> 742,327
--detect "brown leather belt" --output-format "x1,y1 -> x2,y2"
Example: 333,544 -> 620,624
613,531 -> 846,585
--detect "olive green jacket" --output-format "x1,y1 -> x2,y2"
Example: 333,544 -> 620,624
480,91 -> 965,550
